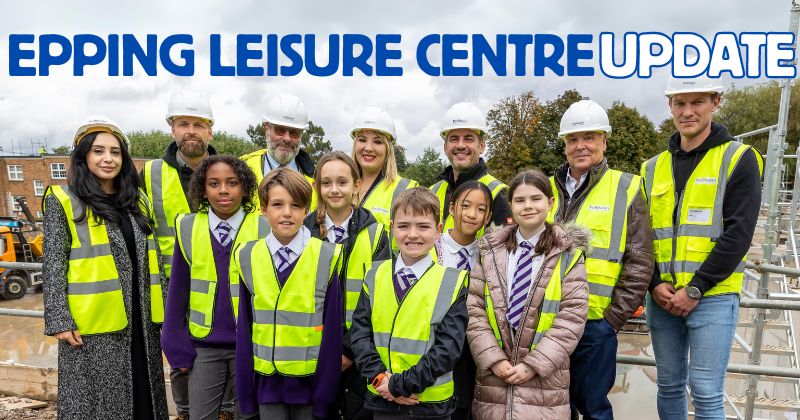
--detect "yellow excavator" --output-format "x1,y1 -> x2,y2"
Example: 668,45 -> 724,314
0,198 -> 43,300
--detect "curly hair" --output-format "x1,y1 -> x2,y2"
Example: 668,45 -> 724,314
188,155 -> 259,214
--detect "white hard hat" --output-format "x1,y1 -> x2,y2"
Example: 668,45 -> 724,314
165,91 -> 214,126
263,93 -> 309,130
664,75 -> 725,97
558,100 -> 612,138
74,115 -> 130,149
350,106 -> 396,142
440,102 -> 488,140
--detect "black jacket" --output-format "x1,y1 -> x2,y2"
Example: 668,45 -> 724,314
138,142 -> 218,213
649,122 -> 762,295
436,158 -> 512,228
350,259 -> 468,418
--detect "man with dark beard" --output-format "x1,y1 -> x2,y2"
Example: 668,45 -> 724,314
241,93 -> 318,210
141,91 -> 227,420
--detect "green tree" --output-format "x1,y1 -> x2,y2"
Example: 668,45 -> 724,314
403,147 -> 446,187
52,145 -> 71,154
247,122 -> 267,148
656,117 -> 675,151
212,131 -> 259,156
394,144 -> 409,173
129,130 -> 172,158
605,101 -> 660,174
300,121 -> 333,163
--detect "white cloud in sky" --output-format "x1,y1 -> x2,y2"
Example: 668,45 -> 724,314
0,0 -> 793,159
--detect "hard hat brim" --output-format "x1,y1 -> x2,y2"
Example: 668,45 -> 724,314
350,127 -> 396,142
558,126 -> 612,139
74,125 -> 131,150
440,127 -> 488,140
664,87 -> 724,97
262,116 -> 309,131
166,114 -> 215,127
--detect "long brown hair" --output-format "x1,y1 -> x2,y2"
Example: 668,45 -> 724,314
506,169 -> 557,255
313,151 -> 361,238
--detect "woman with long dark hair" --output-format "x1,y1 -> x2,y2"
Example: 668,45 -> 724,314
42,116 -> 169,419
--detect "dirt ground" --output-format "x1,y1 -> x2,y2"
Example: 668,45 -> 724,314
0,396 -> 55,420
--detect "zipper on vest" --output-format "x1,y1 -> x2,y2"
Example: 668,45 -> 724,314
386,263 -> 435,374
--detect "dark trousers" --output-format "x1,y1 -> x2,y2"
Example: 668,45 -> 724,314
338,364 -> 372,420
569,319 -> 617,420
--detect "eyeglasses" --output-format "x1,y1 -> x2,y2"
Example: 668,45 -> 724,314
272,126 -> 302,139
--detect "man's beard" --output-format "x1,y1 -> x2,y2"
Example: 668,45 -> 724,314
268,138 -> 299,165
177,136 -> 207,158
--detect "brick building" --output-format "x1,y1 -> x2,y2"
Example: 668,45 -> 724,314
0,154 -> 148,220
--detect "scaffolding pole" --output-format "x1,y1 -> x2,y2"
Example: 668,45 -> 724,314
744,2 -> 800,418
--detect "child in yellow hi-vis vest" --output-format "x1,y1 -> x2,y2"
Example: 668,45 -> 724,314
232,168 -> 343,420
351,187 -> 469,419
467,169 -> 589,420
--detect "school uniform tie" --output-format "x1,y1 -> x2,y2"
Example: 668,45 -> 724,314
456,248 -> 471,272
508,241 -> 534,330
216,221 -> 232,247
332,226 -> 346,243
275,246 -> 294,274
396,268 -> 417,294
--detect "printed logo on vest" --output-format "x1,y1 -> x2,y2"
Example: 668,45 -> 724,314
694,177 -> 717,185
372,207 -> 389,215
686,208 -> 712,223
589,205 -> 610,212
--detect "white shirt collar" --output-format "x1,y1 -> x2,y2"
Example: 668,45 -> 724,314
515,226 -> 545,251
266,225 -> 311,257
566,169 -> 588,197
442,230 -> 477,257
208,208 -> 246,233
394,253 -> 434,280
264,150 -> 299,174
324,209 -> 353,242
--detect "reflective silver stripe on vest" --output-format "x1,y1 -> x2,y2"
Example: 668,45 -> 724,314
588,282 -> 614,298
375,332 -> 430,355
150,160 -> 174,238
68,279 -> 122,294
346,278 -> 364,293
190,278 -> 211,294
254,343 -> 273,363
366,222 -> 379,252
178,213 -> 196,263
393,178 -> 413,205
430,269 -> 461,325
588,172 -> 635,263
657,260 -> 746,276
69,243 -> 113,260
150,274 -> 161,286
644,156 -> 658,200
559,252 -> 573,280
483,177 -> 504,196
230,285 -> 239,298
541,298 -> 561,314
237,242 -> 257,292
364,263 -> 380,309
432,372 -> 454,387
257,216 -> 270,237
275,345 -> 321,362
189,310 -> 207,326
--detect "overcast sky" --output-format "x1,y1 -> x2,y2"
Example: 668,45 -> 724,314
0,0 -> 794,159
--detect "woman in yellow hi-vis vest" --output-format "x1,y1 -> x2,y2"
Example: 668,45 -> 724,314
351,106 -> 419,233
467,169 -> 588,420
42,116 -> 168,419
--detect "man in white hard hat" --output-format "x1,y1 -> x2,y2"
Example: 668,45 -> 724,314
547,99 -> 653,420
431,102 -> 512,239
241,93 -> 317,210
642,77 -> 763,419
140,91 -> 228,420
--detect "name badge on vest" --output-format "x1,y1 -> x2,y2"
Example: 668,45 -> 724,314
694,177 -> 717,185
589,205 -> 610,212
372,207 -> 389,216
687,208 -> 712,223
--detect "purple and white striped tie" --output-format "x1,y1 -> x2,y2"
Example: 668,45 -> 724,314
397,268 -> 416,293
275,246 -> 293,274
332,226 -> 346,243
216,221 -> 232,247
508,241 -> 534,330
456,248 -> 471,272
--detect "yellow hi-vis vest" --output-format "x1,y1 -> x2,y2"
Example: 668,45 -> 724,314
143,159 -> 191,278
361,177 -> 419,231
641,141 -> 763,296
342,222 -> 386,329
430,174 -> 507,239
240,149 -> 317,212
363,260 -> 467,403
485,250 -> 582,350
546,170 -> 641,320
45,185 -> 164,335
234,237 -> 341,376
175,211 -> 270,338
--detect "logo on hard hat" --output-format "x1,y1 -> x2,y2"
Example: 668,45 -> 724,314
572,122 -> 585,126
452,119 -> 467,124
283,115 -> 295,121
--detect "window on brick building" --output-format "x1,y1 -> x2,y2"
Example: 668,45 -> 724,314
51,163 -> 67,179
7,165 -> 23,181
33,180 -> 45,196
12,196 -> 26,212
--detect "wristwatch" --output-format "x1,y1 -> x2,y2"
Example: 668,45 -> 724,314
685,285 -> 702,300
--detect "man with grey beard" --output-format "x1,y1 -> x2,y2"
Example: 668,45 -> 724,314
141,91 -> 235,420
241,93 -> 318,210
